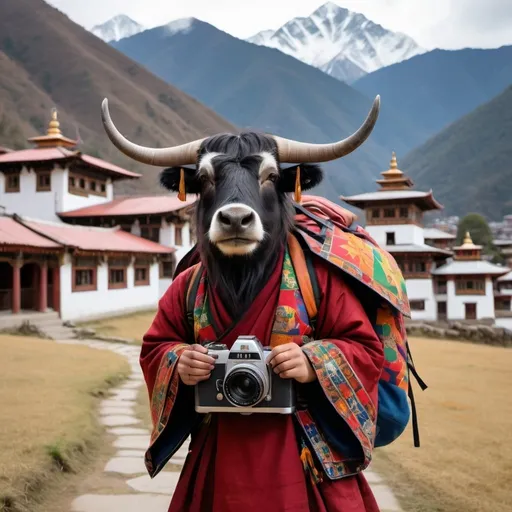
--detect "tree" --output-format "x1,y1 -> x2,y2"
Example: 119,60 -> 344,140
456,213 -> 493,250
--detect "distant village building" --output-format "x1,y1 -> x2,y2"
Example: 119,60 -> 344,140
432,233 -> 508,321
342,153 -> 510,323
342,152 -> 452,321
0,110 -> 195,325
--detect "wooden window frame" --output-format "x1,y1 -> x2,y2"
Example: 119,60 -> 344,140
386,232 -> 396,245
175,225 -> 183,246
72,266 -> 97,292
455,278 -> 486,295
68,172 -> 107,198
134,265 -> 150,286
140,225 -> 161,243
108,265 -> 127,290
410,300 -> 426,311
160,260 -> 175,278
5,173 -> 20,193
383,208 -> 396,218
36,171 -> 52,192
399,206 -> 409,218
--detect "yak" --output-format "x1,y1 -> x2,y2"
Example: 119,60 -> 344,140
100,96 -> 380,318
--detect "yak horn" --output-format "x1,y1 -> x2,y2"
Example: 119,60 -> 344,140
274,95 -> 380,163
101,98 -> 204,166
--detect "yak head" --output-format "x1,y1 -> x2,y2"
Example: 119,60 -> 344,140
100,97 -> 380,315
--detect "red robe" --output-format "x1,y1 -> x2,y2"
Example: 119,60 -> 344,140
141,252 -> 384,512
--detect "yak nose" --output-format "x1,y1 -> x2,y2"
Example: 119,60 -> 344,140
217,205 -> 256,231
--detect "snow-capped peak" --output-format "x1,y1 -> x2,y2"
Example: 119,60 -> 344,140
247,2 -> 426,83
166,18 -> 195,36
91,14 -> 144,43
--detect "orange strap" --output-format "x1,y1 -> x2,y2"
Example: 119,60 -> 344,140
287,234 -> 318,322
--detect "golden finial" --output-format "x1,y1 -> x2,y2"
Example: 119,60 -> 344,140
47,108 -> 61,136
463,231 -> 473,245
390,151 -> 398,169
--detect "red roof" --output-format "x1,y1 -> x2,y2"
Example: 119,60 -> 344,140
20,219 -> 174,255
0,217 -> 61,250
0,147 -> 140,180
59,195 -> 197,218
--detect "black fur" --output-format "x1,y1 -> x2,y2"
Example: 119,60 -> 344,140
160,132 -> 324,318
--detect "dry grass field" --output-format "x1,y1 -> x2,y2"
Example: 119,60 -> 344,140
0,335 -> 130,512
79,310 -> 156,344
373,336 -> 512,512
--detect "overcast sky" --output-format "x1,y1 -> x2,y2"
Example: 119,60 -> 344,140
47,0 -> 512,50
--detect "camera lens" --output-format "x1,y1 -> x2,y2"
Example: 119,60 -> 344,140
224,369 -> 263,407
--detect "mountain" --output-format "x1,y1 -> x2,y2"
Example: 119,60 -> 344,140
402,84 -> 512,220
113,17 -> 423,202
0,0 -> 234,195
247,2 -> 425,83
91,14 -> 144,42
354,45 -> 512,142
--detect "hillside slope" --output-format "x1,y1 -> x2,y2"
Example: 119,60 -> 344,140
354,46 -> 512,142
0,0 -> 235,194
114,18 -> 422,200
402,85 -> 512,220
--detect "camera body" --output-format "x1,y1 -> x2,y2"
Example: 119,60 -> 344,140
194,335 -> 296,414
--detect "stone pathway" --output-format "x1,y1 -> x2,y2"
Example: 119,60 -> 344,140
55,338 -> 402,512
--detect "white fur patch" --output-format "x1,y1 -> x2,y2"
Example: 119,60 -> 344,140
209,203 -> 265,256
258,151 -> 278,179
198,152 -> 222,178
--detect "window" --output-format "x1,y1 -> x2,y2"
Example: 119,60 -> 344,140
160,260 -> 175,278
456,278 -> 485,295
141,226 -> 160,243
109,267 -> 127,289
5,173 -> 20,193
72,257 -> 98,292
90,180 -> 97,192
386,232 -> 395,245
68,173 -> 107,197
36,172 -> 51,192
399,207 -> 409,218
435,279 -> 447,294
175,226 -> 183,246
70,176 -> 76,187
134,265 -> 150,286
371,209 -> 381,219
413,261 -> 426,273
100,183 -> 106,193
384,208 -> 395,218
410,300 -> 425,311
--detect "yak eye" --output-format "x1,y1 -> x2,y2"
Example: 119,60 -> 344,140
266,173 -> 278,183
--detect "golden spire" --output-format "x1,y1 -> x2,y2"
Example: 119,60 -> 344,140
47,108 -> 61,136
390,151 -> 398,170
27,108 -> 77,149
463,231 -> 473,245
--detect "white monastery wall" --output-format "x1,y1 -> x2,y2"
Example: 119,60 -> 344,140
0,166 -> 66,222
446,278 -> 495,320
366,224 -> 424,246
59,256 -> 160,323
59,171 -> 114,213
406,278 -> 436,321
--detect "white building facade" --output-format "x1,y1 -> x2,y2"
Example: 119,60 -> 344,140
342,153 -> 510,324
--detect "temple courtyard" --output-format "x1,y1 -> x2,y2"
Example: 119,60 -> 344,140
1,326 -> 511,512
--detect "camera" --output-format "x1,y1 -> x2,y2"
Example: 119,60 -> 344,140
194,335 -> 296,414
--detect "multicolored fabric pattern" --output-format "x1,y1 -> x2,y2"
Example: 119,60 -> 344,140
145,343 -> 189,475
301,341 -> 376,475
375,304 -> 408,391
190,247 -> 373,481
297,223 -> 410,317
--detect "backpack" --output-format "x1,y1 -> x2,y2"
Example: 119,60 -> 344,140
178,195 -> 427,448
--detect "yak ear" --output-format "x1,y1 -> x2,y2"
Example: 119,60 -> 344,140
278,164 -> 323,193
159,166 -> 201,194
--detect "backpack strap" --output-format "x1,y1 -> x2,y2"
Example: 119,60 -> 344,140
185,263 -> 203,341
288,233 -> 321,332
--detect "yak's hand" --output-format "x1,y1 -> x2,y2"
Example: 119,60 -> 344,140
267,343 -> 317,384
178,344 -> 216,386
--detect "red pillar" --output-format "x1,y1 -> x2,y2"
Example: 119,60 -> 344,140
12,262 -> 21,314
39,261 -> 48,312
52,266 -> 60,315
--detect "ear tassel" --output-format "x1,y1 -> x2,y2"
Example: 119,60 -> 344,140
294,166 -> 302,203
178,168 -> 186,202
